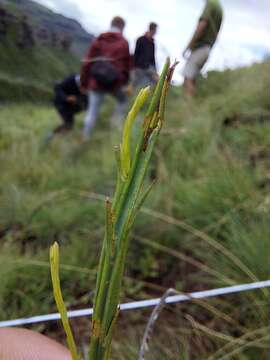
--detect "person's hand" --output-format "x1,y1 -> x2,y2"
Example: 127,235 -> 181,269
125,83 -> 134,97
0,328 -> 72,360
66,95 -> 77,104
80,86 -> 87,95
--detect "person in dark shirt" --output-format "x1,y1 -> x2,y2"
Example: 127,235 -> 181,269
52,74 -> 88,135
133,22 -> 158,89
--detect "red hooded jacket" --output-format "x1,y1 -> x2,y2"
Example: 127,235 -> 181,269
80,31 -> 130,91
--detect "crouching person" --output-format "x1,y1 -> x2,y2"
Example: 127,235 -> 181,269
80,16 -> 131,140
52,74 -> 88,135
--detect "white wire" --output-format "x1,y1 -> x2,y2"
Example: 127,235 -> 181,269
0,280 -> 269,328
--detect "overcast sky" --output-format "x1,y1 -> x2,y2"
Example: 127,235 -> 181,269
35,0 -> 270,80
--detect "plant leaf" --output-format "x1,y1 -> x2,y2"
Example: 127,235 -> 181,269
50,242 -> 81,360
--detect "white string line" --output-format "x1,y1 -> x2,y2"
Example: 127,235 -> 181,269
0,280 -> 269,328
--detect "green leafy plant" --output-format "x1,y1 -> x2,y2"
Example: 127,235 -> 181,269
50,58 -> 177,359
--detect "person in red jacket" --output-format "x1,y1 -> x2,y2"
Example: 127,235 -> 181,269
80,16 -> 130,139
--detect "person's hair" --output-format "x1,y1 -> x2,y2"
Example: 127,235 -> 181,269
149,22 -> 158,32
111,16 -> 126,30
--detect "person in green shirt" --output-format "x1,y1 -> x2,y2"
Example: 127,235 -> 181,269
183,0 -> 223,96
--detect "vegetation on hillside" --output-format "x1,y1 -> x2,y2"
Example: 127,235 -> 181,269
0,0 -> 93,102
0,60 -> 270,358
0,0 -> 94,55
0,37 -> 80,101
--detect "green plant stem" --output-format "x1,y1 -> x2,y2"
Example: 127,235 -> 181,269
88,58 -> 175,359
50,242 -> 80,360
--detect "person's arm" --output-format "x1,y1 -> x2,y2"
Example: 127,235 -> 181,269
54,82 -> 67,103
134,37 -> 142,67
54,75 -> 73,103
54,76 -> 78,104
152,42 -> 157,71
183,19 -> 208,57
80,38 -> 100,90
122,40 -> 131,83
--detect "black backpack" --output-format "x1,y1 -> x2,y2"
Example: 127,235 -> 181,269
90,61 -> 120,90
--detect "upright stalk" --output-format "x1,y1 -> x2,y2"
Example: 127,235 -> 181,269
50,59 -> 177,360
89,59 -> 177,359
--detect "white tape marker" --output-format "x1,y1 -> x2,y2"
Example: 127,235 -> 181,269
0,280 -> 269,328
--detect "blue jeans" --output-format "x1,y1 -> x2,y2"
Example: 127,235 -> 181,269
83,89 -> 127,139
132,67 -> 157,89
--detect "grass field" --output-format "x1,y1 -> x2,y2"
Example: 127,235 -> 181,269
0,60 -> 270,358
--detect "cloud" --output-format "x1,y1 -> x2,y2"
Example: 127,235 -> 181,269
34,0 -> 270,79
35,0 -> 82,20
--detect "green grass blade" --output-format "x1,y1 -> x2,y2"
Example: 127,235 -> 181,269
50,242 -> 81,360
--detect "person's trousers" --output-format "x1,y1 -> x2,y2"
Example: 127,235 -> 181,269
183,45 -> 211,80
132,67 -> 157,89
83,89 -> 127,139
54,102 -> 78,133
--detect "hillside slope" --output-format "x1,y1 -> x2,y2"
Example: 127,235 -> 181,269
0,38 -> 80,101
0,0 -> 93,101
0,0 -> 94,55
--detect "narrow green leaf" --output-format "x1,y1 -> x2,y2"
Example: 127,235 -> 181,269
105,198 -> 115,258
102,129 -> 160,334
120,87 -> 150,179
144,58 -> 170,129
103,308 -> 120,360
50,242 -> 81,360
128,179 -> 157,230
